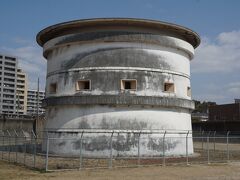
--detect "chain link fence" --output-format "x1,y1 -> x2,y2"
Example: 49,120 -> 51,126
0,129 -> 240,171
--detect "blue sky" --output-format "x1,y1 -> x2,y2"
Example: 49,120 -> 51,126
0,0 -> 240,104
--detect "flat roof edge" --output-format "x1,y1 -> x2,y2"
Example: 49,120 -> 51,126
36,18 -> 200,48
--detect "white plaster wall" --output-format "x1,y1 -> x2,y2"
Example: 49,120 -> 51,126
46,42 -> 191,75
44,105 -> 193,156
43,34 -> 194,59
45,38 -> 193,99
46,105 -> 192,131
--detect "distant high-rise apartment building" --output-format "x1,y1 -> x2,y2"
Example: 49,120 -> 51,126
0,54 -> 17,114
27,90 -> 45,115
0,54 -> 28,115
16,69 -> 28,114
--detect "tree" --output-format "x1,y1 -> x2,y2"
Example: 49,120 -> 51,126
192,100 -> 216,113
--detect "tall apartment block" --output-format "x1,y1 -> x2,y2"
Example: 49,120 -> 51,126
0,54 -> 17,114
0,54 -> 28,115
17,69 -> 28,114
27,90 -> 45,115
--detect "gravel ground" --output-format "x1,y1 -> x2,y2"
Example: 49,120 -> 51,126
1,160 -> 240,180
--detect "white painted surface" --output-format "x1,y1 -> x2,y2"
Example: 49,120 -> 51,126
44,105 -> 193,156
46,105 -> 191,130
46,42 -> 192,75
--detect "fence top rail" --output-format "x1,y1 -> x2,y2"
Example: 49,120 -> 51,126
44,129 -> 193,135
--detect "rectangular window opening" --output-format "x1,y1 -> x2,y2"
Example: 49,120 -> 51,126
164,83 -> 174,93
121,79 -> 137,90
49,83 -> 57,94
76,80 -> 91,91
5,56 -> 16,61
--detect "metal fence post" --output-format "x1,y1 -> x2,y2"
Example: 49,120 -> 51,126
227,131 -> 230,162
137,131 -> 141,167
45,134 -> 49,171
22,131 -> 27,166
162,131 -> 166,166
213,131 -> 216,153
186,131 -> 190,165
32,130 -> 37,168
201,130 -> 204,150
207,135 -> 210,164
109,131 -> 114,169
14,130 -> 18,163
2,131 -> 5,160
79,131 -> 84,170
6,130 -> 11,162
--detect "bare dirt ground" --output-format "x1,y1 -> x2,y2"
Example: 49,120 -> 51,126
1,160 -> 240,180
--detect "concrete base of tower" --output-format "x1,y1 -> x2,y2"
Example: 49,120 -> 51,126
42,105 -> 193,157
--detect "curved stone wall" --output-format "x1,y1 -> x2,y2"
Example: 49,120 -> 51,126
37,18 -> 200,157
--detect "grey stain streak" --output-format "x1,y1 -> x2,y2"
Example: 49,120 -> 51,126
78,120 -> 91,129
60,48 -> 171,70
113,119 -> 148,130
56,31 -> 153,45
99,118 -> 148,130
44,95 -> 195,110
58,141 -> 66,147
61,47 -> 125,69
100,117 -> 110,129
113,133 -> 139,152
73,135 -> 109,151
147,137 -> 180,152
71,133 -> 179,153
72,134 -> 139,152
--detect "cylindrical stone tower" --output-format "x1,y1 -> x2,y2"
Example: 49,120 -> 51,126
37,18 -> 200,157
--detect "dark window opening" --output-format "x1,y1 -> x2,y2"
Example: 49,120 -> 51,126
5,56 -> 16,61
49,83 -> 57,94
164,83 -> 174,93
121,80 -> 137,90
76,80 -> 91,90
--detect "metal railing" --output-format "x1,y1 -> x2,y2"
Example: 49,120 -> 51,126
0,129 -> 239,171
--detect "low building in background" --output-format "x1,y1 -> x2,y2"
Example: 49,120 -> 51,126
235,99 -> 240,104
209,103 -> 240,122
27,90 -> 45,115
193,100 -> 240,133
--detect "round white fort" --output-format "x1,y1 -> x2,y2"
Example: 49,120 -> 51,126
37,18 -> 200,157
